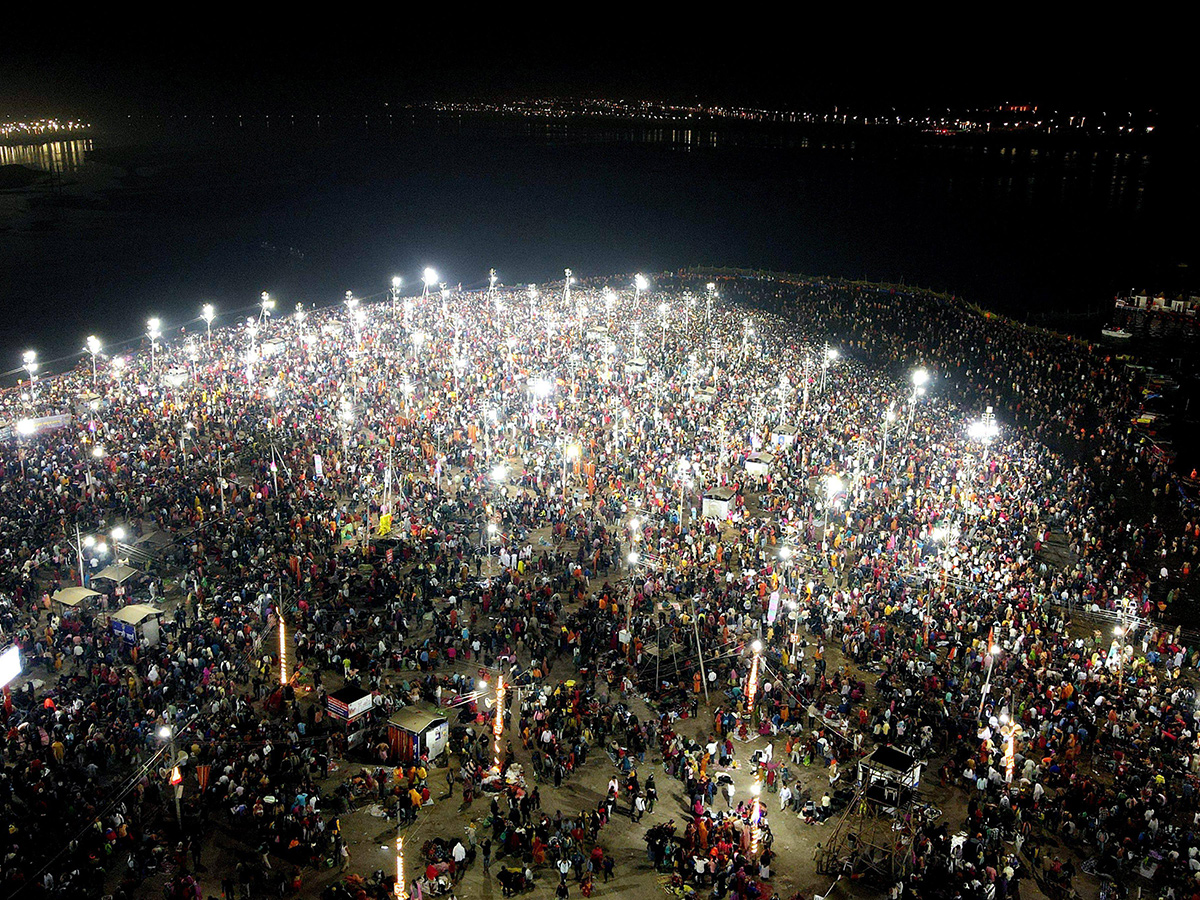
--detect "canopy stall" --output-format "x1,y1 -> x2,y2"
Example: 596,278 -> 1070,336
771,425 -> 798,448
702,487 -> 737,521
745,451 -> 777,479
111,603 -> 164,647
51,587 -> 101,609
92,564 -> 141,585
387,705 -> 449,765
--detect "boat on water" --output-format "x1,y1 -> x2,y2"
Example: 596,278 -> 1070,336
1101,326 -> 1133,340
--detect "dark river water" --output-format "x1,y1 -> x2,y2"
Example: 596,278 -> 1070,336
0,114 -> 1194,373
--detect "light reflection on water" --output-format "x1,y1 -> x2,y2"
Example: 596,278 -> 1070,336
0,139 -> 92,173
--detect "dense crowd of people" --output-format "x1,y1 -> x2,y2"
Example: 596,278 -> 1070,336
0,268 -> 1198,900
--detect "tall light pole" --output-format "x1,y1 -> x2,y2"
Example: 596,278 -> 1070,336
22,351 -> 38,402
147,318 -> 162,368
880,402 -> 896,470
527,284 -> 538,321
201,303 -> 216,348
658,302 -> 669,354
822,475 -> 844,546
634,273 -> 648,306
84,335 -> 102,386
259,291 -> 275,324
278,615 -> 289,686
677,458 -> 693,525
604,288 -> 616,329
908,367 -> 929,431
977,643 -> 1002,720
968,406 -> 999,470
295,303 -> 307,343
563,442 -> 580,504
744,639 -> 763,736
422,267 -> 438,300
158,725 -> 182,824
705,282 -> 717,325
394,835 -> 408,900
563,268 -> 573,305
821,345 -> 838,392
391,275 -> 403,310
488,268 -> 498,297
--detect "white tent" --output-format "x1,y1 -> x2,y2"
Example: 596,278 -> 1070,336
92,564 -> 140,585
112,604 -> 164,647
745,451 -> 777,479
52,586 -> 101,608
702,487 -> 737,521
771,425 -> 798,448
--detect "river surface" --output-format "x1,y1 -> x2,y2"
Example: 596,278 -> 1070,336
0,114 -> 1193,372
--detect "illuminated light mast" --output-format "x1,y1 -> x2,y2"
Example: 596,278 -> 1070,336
278,616 -> 288,685
493,673 -> 506,766
394,835 -> 408,900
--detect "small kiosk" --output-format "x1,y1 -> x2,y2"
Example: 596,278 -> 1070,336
111,604 -> 164,647
695,387 -> 717,404
387,705 -> 450,764
745,451 -> 777,480
92,563 -> 141,587
702,487 -> 737,521
327,686 -> 376,749
771,425 -> 798,449
52,586 -> 101,612
858,746 -> 922,795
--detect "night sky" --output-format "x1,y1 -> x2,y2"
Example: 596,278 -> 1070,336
0,21 -> 1190,122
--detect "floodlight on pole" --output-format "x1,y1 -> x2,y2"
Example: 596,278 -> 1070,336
394,835 -> 408,900
279,616 -> 288,686
147,318 -> 162,368
201,303 -> 216,346
634,273 -> 648,305
422,267 -> 438,298
84,335 -> 102,385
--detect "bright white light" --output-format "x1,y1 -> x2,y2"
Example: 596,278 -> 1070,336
627,551 -> 640,565
15,419 -> 35,436
634,274 -> 649,291
826,475 -> 844,499
487,523 -> 498,535
912,367 -> 929,387
751,640 -> 763,653
201,303 -> 216,324
422,267 -> 438,287
392,276 -> 402,288
86,335 -> 102,355
112,527 -> 126,542
158,726 -> 172,739
491,465 -> 507,483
